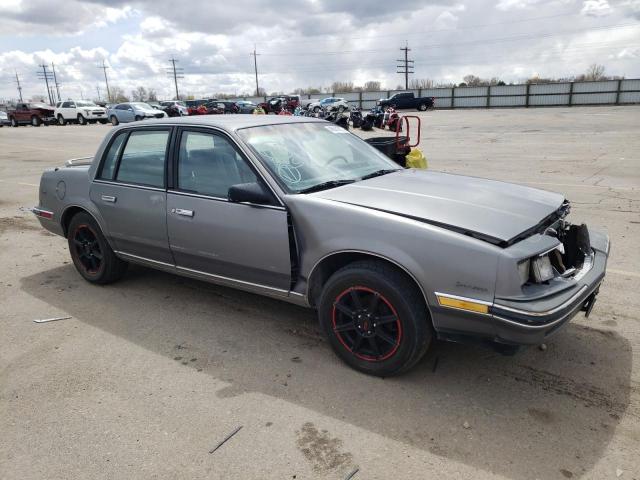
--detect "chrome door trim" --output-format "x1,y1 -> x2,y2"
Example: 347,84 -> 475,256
175,265 -> 289,296
93,179 -> 166,192
167,189 -> 286,211
114,251 -> 175,268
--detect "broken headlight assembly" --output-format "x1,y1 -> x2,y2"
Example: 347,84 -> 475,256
518,254 -> 555,285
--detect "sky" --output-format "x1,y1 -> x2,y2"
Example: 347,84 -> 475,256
0,0 -> 639,102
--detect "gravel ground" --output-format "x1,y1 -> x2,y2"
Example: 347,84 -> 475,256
1,106 -> 639,480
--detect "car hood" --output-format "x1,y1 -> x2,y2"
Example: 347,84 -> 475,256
312,169 -> 566,246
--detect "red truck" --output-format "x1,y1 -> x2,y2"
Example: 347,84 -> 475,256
8,102 -> 56,127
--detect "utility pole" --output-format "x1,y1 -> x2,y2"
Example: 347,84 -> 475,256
14,71 -> 24,102
51,62 -> 61,102
37,64 -> 54,105
98,60 -> 111,102
166,57 -> 184,100
396,41 -> 414,90
250,46 -> 261,97
96,85 -> 101,102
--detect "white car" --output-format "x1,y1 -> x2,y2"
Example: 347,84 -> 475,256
307,97 -> 349,112
159,100 -> 188,116
54,100 -> 108,125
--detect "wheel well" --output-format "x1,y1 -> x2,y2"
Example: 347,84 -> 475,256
307,252 -> 428,310
61,206 -> 86,237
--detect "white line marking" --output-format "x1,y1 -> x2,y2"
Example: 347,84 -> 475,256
0,179 -> 39,187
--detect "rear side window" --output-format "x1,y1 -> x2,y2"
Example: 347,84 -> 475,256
98,133 -> 127,180
115,130 -> 169,187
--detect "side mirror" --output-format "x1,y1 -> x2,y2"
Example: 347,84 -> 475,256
228,182 -> 273,206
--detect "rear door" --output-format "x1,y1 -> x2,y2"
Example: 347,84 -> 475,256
166,127 -> 291,291
90,127 -> 173,264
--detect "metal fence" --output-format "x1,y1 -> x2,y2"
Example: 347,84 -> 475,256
229,79 -> 640,110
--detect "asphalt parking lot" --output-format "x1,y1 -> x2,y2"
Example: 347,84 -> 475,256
1,106 -> 639,480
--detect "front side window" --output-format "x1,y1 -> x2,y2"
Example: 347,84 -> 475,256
177,131 -> 257,198
238,122 -> 400,194
115,130 -> 169,187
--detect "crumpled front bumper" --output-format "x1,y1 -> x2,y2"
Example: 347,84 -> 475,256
490,230 -> 609,345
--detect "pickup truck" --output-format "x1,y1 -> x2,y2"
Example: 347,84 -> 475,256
7,102 -> 56,127
378,92 -> 435,111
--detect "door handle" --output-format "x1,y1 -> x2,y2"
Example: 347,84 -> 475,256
172,208 -> 194,217
101,195 -> 116,203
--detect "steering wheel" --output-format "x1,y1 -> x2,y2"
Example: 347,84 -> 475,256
325,155 -> 349,167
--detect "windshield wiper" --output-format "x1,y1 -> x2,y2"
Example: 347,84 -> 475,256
360,169 -> 399,181
297,179 -> 355,194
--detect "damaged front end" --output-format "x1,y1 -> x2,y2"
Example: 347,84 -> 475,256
489,200 -> 609,345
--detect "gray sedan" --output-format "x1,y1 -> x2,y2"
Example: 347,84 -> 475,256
32,115 -> 608,376
107,102 -> 166,125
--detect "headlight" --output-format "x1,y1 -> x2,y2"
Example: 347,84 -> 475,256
531,255 -> 555,282
517,259 -> 530,285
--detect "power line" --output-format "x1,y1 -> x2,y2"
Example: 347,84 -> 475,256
396,41 -> 414,90
98,60 -> 111,102
166,57 -> 184,99
250,46 -> 261,97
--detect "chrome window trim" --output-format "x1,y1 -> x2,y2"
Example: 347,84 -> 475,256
167,189 -> 286,211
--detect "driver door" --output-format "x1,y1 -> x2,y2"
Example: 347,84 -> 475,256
166,127 -> 291,292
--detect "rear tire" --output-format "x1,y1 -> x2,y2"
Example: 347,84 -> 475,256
318,260 -> 432,377
57,115 -> 66,126
110,116 -> 119,126
67,212 -> 128,285
10,117 -> 18,127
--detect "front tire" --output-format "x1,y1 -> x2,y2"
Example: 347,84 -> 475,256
318,260 -> 431,376
31,115 -> 41,126
67,212 -> 128,284
134,115 -> 142,121
57,115 -> 66,126
418,103 -> 427,111
77,114 -> 86,125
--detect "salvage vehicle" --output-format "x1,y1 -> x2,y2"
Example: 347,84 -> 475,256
236,101 -> 258,114
8,102 -> 56,126
32,116 -> 609,376
378,92 -> 435,111
259,95 -> 300,114
159,100 -> 188,116
0,110 -> 8,127
307,97 -> 349,113
54,100 -> 108,125
107,102 -> 167,125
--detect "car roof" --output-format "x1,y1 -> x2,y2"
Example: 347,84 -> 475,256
133,114 -> 326,132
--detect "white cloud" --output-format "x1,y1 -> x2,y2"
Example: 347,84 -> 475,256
581,0 -> 613,16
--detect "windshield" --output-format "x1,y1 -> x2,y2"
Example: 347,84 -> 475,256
132,102 -> 152,109
238,122 -> 400,194
76,101 -> 97,107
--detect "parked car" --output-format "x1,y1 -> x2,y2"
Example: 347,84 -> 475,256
107,102 -> 167,125
236,101 -> 258,114
307,97 -> 349,113
378,92 -> 435,111
54,100 -> 108,125
32,115 -> 609,377
0,110 -> 8,127
186,99 -> 216,115
7,102 -> 56,127
218,101 -> 240,114
159,100 -> 188,116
